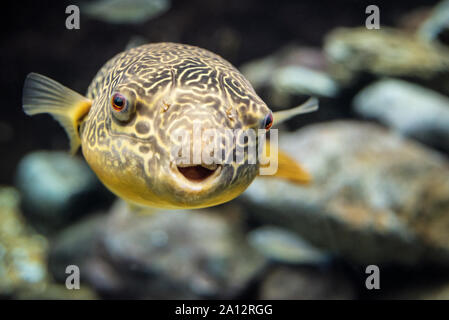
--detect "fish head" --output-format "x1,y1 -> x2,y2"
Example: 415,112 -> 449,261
82,73 -> 273,209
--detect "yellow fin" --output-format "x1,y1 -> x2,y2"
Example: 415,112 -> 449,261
273,96 -> 319,125
260,141 -> 311,184
22,73 -> 92,154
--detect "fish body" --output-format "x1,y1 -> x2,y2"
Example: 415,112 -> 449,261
23,43 -> 317,209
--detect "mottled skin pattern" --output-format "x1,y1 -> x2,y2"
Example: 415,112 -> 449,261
79,43 -> 271,209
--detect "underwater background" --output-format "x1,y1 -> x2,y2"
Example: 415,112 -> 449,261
1,0 -> 449,299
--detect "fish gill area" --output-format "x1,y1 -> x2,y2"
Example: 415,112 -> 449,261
1,0 -> 449,299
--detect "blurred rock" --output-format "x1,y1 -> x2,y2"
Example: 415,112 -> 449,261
418,0 -> 449,45
383,280 -> 449,300
83,256 -> 127,298
241,46 -> 338,108
353,79 -> 449,152
324,27 -> 449,86
15,151 -> 112,233
0,186 -> 98,299
83,0 -> 170,24
259,266 -> 355,299
84,201 -> 266,299
242,121 -> 449,266
273,66 -> 339,98
241,46 -> 329,87
15,283 -> 97,300
0,187 -> 49,297
248,226 -> 330,265
48,213 -> 107,283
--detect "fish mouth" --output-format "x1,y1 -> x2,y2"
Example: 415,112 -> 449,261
175,163 -> 222,183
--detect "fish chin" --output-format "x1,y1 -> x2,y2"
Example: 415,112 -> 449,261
157,161 -> 256,209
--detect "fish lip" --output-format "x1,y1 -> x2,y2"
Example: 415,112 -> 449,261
169,161 -> 223,188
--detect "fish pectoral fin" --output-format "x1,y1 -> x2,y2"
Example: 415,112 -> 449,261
22,73 -> 92,154
260,141 -> 311,184
273,96 -> 319,125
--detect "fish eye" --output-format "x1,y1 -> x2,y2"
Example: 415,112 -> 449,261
263,112 -> 273,130
111,93 -> 127,111
110,92 -> 135,122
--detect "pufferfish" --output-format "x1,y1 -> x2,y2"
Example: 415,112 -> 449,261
22,43 -> 318,209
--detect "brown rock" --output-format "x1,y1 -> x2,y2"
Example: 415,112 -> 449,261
243,121 -> 449,266
260,266 -> 355,300
86,201 -> 266,299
